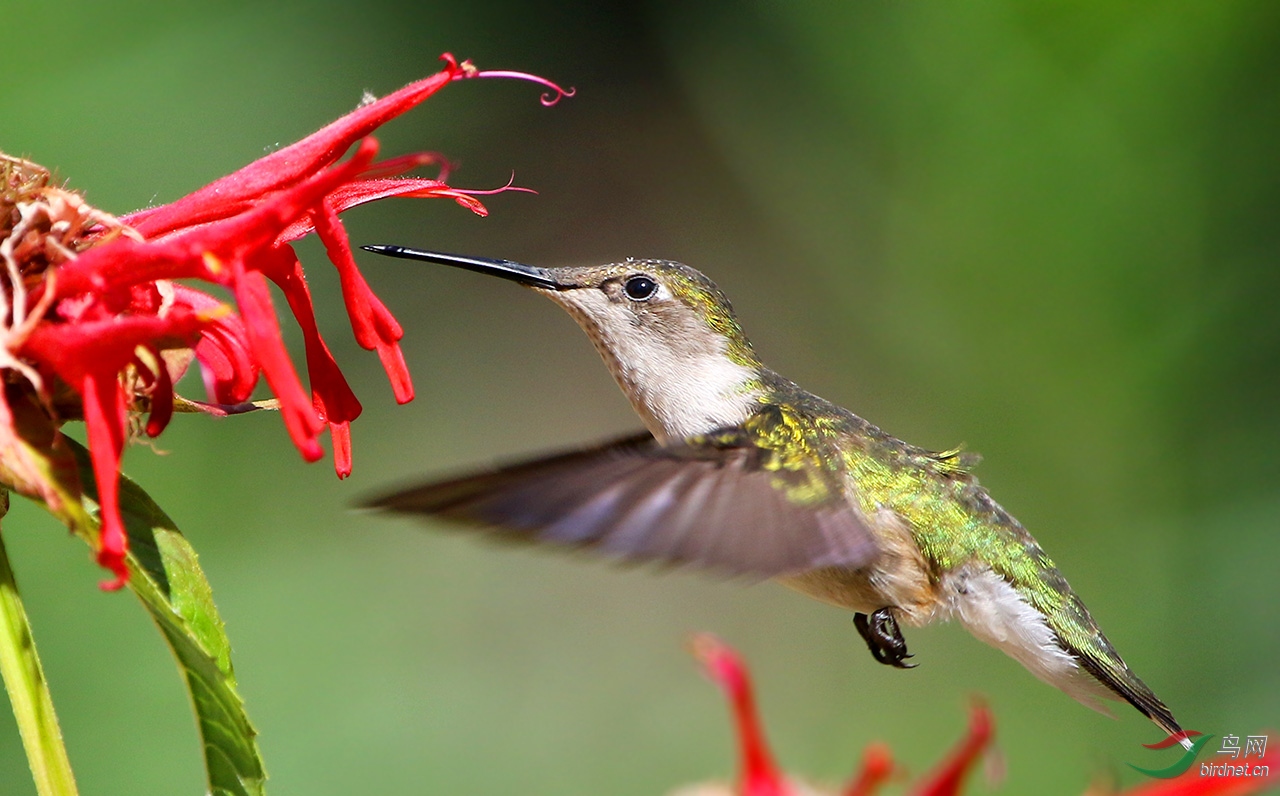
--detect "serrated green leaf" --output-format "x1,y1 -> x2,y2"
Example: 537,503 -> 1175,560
61,438 -> 266,796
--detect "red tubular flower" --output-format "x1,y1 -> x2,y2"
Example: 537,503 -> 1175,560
0,55 -> 573,587
22,311 -> 211,588
169,284 -> 259,405
684,634 -> 1004,796
843,744 -> 895,796
691,634 -> 792,796
683,634 -> 1274,796
250,245 -> 362,476
910,703 -> 993,796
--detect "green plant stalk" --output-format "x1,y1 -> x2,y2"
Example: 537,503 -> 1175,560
0,490 -> 80,796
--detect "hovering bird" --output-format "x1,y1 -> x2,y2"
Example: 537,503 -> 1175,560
362,245 -> 1188,746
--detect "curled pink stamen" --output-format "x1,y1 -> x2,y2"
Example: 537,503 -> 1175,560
453,172 -> 538,197
473,69 -> 576,106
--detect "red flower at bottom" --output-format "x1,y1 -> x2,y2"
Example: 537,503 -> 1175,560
684,633 -> 993,796
682,634 -> 1275,796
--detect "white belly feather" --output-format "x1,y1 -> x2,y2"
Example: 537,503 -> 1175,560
941,567 -> 1118,715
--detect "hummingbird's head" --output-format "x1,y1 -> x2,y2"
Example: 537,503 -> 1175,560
361,247 -> 766,442
534,258 -> 760,367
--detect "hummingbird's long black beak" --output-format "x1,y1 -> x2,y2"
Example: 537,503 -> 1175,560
360,245 -> 562,289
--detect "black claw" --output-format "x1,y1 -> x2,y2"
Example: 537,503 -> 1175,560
853,608 -> 917,669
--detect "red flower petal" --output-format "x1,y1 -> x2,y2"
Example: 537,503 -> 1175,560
691,634 -> 793,796
50,137 -> 383,303
329,420 -> 353,480
356,151 -> 451,182
251,244 -> 363,477
81,369 -> 129,590
844,743 -> 895,796
911,703 -> 993,796
22,311 -> 207,588
123,56 -> 470,239
311,196 -> 413,404
143,349 -> 175,438
173,284 -> 260,404
276,177 -> 501,244
227,265 -> 324,461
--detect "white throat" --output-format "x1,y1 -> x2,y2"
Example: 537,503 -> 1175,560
549,290 -> 762,444
613,339 -> 760,443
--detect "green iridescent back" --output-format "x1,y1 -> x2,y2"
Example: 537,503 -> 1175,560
748,370 -> 1087,629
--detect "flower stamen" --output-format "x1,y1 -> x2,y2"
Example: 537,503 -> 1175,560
471,69 -> 577,106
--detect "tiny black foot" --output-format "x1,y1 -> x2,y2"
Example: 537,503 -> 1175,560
853,608 -> 917,669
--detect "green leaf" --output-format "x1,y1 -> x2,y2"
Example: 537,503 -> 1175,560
0,488 -> 81,796
62,438 -> 267,796
0,390 -> 264,794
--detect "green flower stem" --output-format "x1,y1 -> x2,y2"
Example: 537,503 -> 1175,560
0,491 -> 79,796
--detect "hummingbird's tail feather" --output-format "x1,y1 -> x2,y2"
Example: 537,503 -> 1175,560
948,566 -> 1185,744
1046,591 -> 1187,745
1069,636 -> 1187,744
950,568 -> 1120,710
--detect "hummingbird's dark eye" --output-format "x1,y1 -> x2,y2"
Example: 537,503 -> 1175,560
623,275 -> 657,301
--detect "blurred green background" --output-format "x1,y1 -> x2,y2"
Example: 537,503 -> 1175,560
2,1 -> 1278,794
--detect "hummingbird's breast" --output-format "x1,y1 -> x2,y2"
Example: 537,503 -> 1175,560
778,503 -> 942,622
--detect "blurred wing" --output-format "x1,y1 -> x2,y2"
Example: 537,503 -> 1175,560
366,432 -> 877,578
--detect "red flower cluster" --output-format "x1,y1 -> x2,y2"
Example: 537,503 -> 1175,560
683,635 -> 1276,796
686,633 -> 990,796
0,55 -> 571,589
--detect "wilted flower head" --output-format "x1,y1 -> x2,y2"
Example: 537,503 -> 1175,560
0,55 -> 571,589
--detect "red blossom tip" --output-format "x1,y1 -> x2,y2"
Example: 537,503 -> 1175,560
690,633 -> 792,796
330,421 -> 353,479
912,702 -> 994,796
844,743 -> 896,796
124,62 -> 467,240
97,560 -> 129,592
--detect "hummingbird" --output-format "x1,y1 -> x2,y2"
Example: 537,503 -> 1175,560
362,245 -> 1188,746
